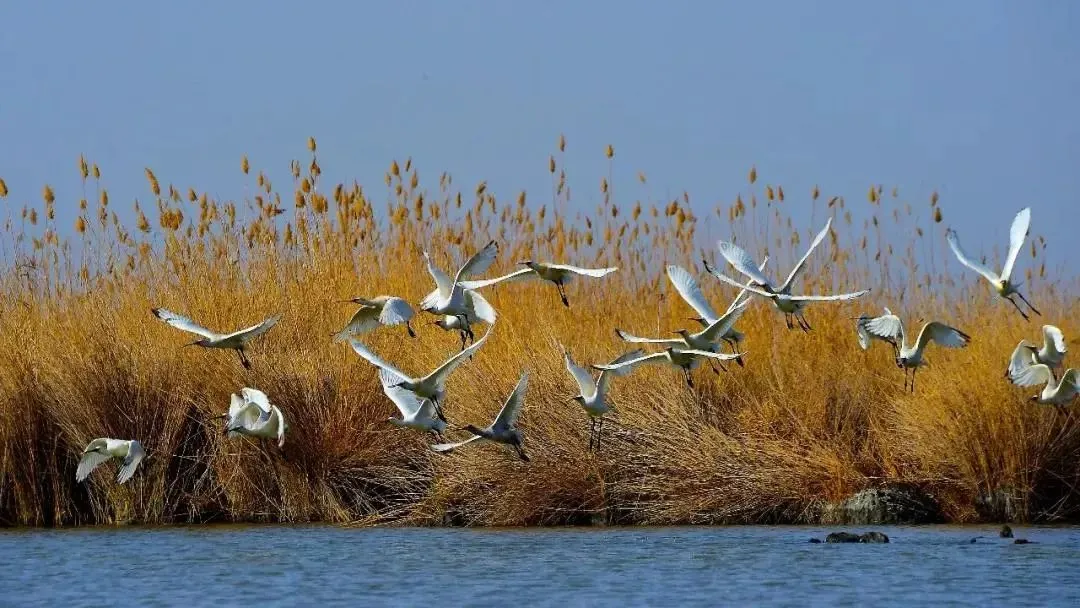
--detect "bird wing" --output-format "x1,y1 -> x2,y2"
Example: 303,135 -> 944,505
863,312 -> 905,343
1000,207 -> 1031,282
333,305 -> 381,341
543,264 -> 618,278
423,251 -> 455,300
116,440 -> 145,484
492,371 -> 529,431
915,322 -> 971,352
425,324 -> 492,386
704,266 -> 776,298
240,387 -> 273,416
379,297 -> 415,326
693,299 -> 751,343
76,448 -> 113,483
666,264 -> 719,323
453,240 -> 499,284
431,436 -> 483,453
592,352 -> 670,373
563,347 -> 598,400
785,290 -> 870,302
614,328 -> 682,347
1043,325 -> 1067,357
348,338 -> 409,380
1011,361 -> 1052,388
779,217 -> 832,292
151,308 -> 220,340
464,289 -> 497,324
459,268 -> 537,290
272,406 -> 287,448
1061,369 -> 1080,393
724,256 -> 770,314
223,313 -> 283,342
716,241 -> 773,287
596,349 -> 646,396
677,348 -> 744,362
379,368 -> 424,417
1008,341 -> 1038,379
228,393 -> 247,420
855,315 -> 873,350
945,228 -> 1000,283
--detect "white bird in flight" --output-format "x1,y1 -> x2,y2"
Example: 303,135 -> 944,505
614,299 -> 752,372
431,289 -> 496,351
432,371 -> 530,461
334,295 -> 416,341
419,240 -> 499,339
1007,355 -> 1079,409
706,217 -> 869,330
945,207 -> 1040,320
221,387 -> 288,448
379,367 -> 448,439
348,325 -> 492,420
76,438 -> 145,485
1006,325 -> 1067,379
666,262 -> 766,358
459,261 -> 618,307
857,311 -> 971,392
592,346 -> 745,389
151,308 -> 282,369
854,307 -> 900,357
564,346 -> 644,453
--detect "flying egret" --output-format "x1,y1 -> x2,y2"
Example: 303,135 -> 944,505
333,295 -> 416,341
666,262 -> 766,357
1007,356 -> 1079,409
348,325 -> 492,420
945,207 -> 1040,320
76,438 -> 145,485
614,299 -> 752,371
459,261 -> 618,307
431,289 -> 496,351
221,387 -> 288,448
564,347 -> 644,453
854,307 -> 900,357
419,240 -> 499,338
379,368 -> 447,439
431,371 -> 530,461
592,346 -> 745,389
708,218 -> 869,330
1006,325 -> 1067,379
858,311 -> 971,392
151,308 -> 282,369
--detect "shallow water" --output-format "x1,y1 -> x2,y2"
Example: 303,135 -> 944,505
2,524 -> 1079,606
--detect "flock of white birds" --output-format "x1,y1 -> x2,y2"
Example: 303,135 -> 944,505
76,206 -> 1075,486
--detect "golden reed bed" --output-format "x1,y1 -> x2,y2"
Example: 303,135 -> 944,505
0,138 -> 1076,527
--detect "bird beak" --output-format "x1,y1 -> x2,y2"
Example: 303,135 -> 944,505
182,340 -> 199,348
336,298 -> 359,304
517,261 -> 530,266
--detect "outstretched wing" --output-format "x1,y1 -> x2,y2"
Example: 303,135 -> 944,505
863,312 -> 905,344
666,265 -> 719,323
1007,341 -> 1038,379
116,440 -> 145,484
779,217 -> 832,292
459,268 -> 536,290
380,297 -> 415,326
544,264 -> 618,278
945,228 -> 1000,283
693,299 -> 751,344
1043,325 -> 1067,358
379,367 -> 424,417
1000,207 -> 1031,283
240,387 -> 273,416
492,371 -> 529,431
724,256 -> 770,314
151,308 -> 220,340
855,315 -> 873,350
1010,360 -> 1052,388
464,289 -> 497,325
333,305 -> 381,341
786,290 -> 870,302
224,313 -> 282,342
915,322 -> 971,352
426,324 -> 492,386
677,348 -> 744,362
454,240 -> 499,283
591,352 -> 669,374
272,406 -> 287,448
563,347 -> 598,400
348,338 -> 409,380
716,241 -> 773,287
1062,369 -> 1080,394
76,448 -> 112,483
431,436 -> 483,454
614,328 -> 682,347
423,251 -> 455,300
596,349 -> 646,396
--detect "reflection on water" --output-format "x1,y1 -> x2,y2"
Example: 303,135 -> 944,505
2,525 -> 1079,606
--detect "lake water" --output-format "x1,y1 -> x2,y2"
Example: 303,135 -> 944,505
2,524 -> 1079,606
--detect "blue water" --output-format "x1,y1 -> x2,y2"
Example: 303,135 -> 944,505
2,525 -> 1079,607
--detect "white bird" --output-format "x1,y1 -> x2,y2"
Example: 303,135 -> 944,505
419,240 -> 499,340
945,207 -> 1040,320
459,261 -> 618,307
1007,356 -> 1080,408
348,325 -> 492,420
431,371 -> 530,461
76,438 -> 145,485
1006,325 -> 1067,379
858,311 -> 971,392
707,217 -> 869,330
151,308 -> 282,369
333,295 -> 416,341
591,346 -> 745,390
564,347 -> 644,452
614,299 -> 752,371
221,387 -> 288,448
854,307 -> 900,357
667,261 -> 767,356
379,367 -> 448,439
431,289 -> 497,351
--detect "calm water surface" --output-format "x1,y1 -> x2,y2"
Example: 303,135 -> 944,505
2,524 -> 1079,607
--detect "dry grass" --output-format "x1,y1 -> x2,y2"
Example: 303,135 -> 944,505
0,142 -> 1077,527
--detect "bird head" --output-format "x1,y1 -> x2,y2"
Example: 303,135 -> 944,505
433,319 -> 450,330
1028,395 -> 1039,402
568,395 -> 586,406
673,329 -> 691,338
183,339 -> 208,348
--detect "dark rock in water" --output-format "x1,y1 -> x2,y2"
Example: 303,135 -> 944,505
820,484 -> 941,525
860,531 -> 890,544
808,538 -> 822,543
824,531 -> 890,544
1014,538 -> 1033,545
969,537 -> 979,544
1000,525 -> 1014,538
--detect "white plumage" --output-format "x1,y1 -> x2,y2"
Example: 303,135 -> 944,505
76,438 -> 145,485
945,207 -> 1040,319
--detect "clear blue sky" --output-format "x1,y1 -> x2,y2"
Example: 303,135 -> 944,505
1,1 -> 1077,270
